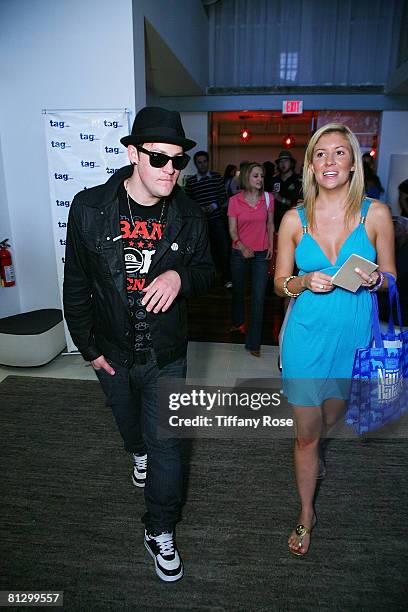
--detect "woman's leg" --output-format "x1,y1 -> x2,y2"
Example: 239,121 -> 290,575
319,398 -> 346,474
230,249 -> 247,327
288,406 -> 323,555
322,398 -> 346,433
245,251 -> 269,351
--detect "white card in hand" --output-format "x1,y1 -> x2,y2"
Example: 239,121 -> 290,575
331,254 -> 378,292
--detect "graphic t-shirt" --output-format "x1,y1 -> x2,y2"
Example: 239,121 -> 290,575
118,184 -> 167,351
272,173 -> 302,229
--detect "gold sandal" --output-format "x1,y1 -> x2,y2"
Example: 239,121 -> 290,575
289,517 -> 316,557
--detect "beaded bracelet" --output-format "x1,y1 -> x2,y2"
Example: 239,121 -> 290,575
368,271 -> 384,292
283,275 -> 302,298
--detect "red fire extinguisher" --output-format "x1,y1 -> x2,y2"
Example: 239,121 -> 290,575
0,239 -> 16,287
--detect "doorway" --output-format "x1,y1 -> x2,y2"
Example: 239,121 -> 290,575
210,109 -> 381,176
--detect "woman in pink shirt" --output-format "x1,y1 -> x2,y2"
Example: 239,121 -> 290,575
228,162 -> 275,356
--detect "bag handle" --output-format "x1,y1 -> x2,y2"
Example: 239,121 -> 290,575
371,273 -> 403,348
385,273 -> 403,334
371,292 -> 383,348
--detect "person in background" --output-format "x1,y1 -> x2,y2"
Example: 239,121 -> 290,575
185,151 -> 231,288
394,180 -> 408,303
63,106 -> 214,582
228,162 -> 275,357
363,153 -> 384,199
229,160 -> 250,195
390,215 -> 408,301
272,150 -> 302,229
362,152 -> 377,172
223,164 -> 238,198
398,179 -> 408,217
275,123 -> 396,557
263,161 -> 276,192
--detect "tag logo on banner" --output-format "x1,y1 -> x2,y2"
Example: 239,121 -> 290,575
44,109 -> 131,352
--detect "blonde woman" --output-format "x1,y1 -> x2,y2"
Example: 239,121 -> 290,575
228,163 -> 275,356
274,124 -> 396,556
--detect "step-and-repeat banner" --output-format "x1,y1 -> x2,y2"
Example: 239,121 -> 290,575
44,109 -> 131,352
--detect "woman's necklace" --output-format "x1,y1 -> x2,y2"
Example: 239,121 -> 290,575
320,206 -> 345,221
124,179 -> 166,228
329,206 -> 346,220
244,191 -> 260,209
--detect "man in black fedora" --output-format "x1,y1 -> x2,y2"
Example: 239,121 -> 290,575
272,150 -> 302,229
63,106 -> 214,582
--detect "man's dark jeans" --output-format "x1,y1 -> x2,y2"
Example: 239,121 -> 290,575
231,249 -> 269,351
95,354 -> 186,532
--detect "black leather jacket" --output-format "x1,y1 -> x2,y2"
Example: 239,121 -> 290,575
63,165 -> 214,368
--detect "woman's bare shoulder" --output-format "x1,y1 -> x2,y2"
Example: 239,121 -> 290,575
280,207 -> 302,230
368,199 -> 393,221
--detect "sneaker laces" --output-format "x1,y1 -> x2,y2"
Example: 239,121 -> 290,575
132,454 -> 147,470
151,532 -> 175,557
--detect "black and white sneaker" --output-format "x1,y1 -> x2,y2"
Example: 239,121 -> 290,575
144,530 -> 183,582
132,453 -> 147,488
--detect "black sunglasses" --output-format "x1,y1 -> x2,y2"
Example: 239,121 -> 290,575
136,146 -> 190,171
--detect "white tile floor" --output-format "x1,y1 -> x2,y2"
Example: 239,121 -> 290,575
0,341 -> 281,385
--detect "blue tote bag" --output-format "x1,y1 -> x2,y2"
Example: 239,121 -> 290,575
345,274 -> 408,435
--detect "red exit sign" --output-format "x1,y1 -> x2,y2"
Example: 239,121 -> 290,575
282,100 -> 303,115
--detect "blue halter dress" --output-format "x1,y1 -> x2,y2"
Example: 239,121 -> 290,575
281,198 -> 376,406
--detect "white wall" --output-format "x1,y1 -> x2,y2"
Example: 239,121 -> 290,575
377,111 -> 408,212
134,0 -> 208,100
0,0 -> 135,317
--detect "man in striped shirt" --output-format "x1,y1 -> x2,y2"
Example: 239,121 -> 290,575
185,151 -> 231,287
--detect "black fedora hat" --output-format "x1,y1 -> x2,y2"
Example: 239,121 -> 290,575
276,150 -> 295,163
120,106 -> 196,151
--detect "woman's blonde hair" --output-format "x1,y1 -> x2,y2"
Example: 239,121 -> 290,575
240,162 -> 264,192
302,123 -> 364,228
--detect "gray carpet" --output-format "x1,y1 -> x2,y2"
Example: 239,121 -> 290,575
0,375 -> 407,611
